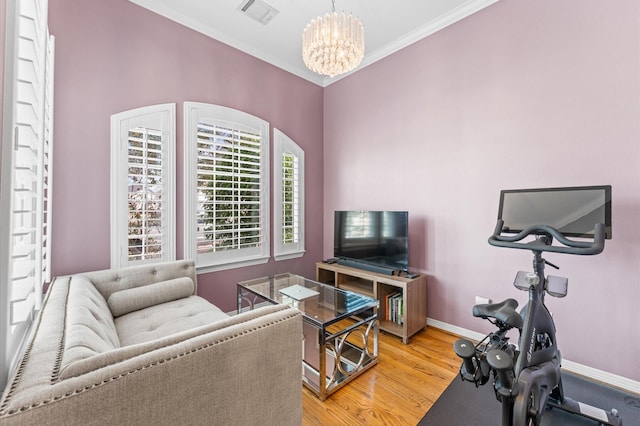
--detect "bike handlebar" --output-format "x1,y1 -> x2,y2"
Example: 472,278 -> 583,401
488,220 -> 605,255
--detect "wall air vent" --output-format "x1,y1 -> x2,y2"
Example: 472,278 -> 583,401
238,0 -> 279,25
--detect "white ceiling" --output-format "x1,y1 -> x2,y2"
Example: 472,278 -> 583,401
128,0 -> 499,87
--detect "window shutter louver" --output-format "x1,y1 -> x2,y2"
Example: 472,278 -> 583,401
41,29 -> 54,285
110,104 -> 176,268
273,129 -> 305,261
196,123 -> 263,253
184,103 -> 269,272
282,152 -> 299,244
1,0 -> 54,390
127,128 -> 164,262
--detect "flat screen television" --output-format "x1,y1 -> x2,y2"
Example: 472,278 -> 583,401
497,185 -> 612,239
334,211 -> 409,272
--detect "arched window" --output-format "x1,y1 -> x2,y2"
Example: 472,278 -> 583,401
110,104 -> 176,268
183,102 -> 270,272
273,129 -> 305,260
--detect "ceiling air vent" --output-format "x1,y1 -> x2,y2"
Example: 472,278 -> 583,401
238,0 -> 279,25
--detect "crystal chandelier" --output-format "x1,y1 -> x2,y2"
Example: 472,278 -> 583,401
302,0 -> 365,78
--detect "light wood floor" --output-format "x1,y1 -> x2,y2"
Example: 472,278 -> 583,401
302,326 -> 461,426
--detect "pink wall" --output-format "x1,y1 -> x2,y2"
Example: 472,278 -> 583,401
324,0 -> 640,381
46,0 -> 640,381
47,0 -> 324,312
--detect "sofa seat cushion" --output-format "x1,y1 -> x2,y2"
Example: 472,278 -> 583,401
115,295 -> 229,346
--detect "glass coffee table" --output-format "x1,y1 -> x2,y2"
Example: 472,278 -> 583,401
237,273 -> 379,401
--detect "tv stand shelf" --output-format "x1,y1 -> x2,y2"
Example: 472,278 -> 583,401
316,262 -> 427,344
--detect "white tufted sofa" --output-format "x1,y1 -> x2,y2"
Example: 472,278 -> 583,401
0,260 -> 303,425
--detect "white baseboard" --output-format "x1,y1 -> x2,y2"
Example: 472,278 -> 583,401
427,318 -> 488,343
427,318 -> 640,395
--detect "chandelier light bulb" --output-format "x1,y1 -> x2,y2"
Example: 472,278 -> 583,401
302,6 -> 365,78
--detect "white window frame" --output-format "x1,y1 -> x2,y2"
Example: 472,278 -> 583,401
273,129 -> 305,261
183,102 -> 270,273
0,0 -> 53,391
110,103 -> 176,268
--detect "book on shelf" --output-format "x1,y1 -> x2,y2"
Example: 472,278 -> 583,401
384,292 -> 403,325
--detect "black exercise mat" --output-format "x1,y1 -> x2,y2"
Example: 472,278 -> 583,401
418,372 -> 640,425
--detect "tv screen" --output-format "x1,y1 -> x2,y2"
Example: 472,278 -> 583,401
497,185 -> 612,239
334,211 -> 409,271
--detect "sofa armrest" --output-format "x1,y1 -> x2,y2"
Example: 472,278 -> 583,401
0,304 -> 303,425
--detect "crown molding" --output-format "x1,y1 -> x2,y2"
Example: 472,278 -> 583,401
325,0 -> 500,86
129,0 -> 500,88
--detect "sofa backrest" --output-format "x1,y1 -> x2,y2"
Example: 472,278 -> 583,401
55,260 -> 199,379
82,259 -> 197,302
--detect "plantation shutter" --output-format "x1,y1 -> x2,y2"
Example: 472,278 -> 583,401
42,24 -> 55,284
0,0 -> 54,389
281,152 -> 299,243
184,103 -> 269,272
273,129 -> 305,260
110,104 -> 176,268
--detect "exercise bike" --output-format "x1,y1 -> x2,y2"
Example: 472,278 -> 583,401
454,187 -> 622,426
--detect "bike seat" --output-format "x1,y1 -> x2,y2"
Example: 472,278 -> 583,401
473,298 -> 523,329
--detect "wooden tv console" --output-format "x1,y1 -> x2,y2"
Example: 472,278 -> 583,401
316,262 -> 427,344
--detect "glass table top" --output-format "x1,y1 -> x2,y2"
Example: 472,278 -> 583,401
238,273 -> 379,328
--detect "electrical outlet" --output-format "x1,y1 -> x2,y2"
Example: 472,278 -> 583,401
475,296 -> 492,305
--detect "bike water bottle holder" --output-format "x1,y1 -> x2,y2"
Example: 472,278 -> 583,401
453,339 -> 483,384
454,326 -> 517,388
487,349 -> 517,398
